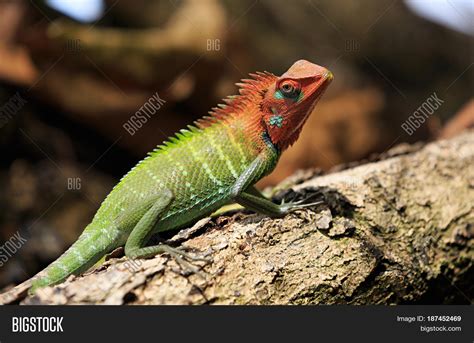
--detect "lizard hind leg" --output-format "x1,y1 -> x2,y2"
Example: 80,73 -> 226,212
123,188 -> 175,260
123,189 -> 210,276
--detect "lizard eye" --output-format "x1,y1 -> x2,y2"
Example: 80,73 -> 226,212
278,80 -> 300,99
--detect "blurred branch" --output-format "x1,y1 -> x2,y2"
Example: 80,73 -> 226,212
439,100 -> 474,139
47,0 -> 226,60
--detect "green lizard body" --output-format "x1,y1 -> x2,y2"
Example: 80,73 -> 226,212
14,60 -> 332,295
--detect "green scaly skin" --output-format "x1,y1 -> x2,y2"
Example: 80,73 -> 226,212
30,124 -> 278,292
13,60 -> 333,295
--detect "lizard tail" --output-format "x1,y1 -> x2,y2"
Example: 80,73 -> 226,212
28,225 -> 122,295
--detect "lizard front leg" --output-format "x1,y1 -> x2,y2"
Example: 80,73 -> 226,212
236,186 -> 288,217
231,153 -> 321,217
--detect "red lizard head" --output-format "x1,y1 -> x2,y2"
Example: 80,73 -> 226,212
197,60 -> 332,153
260,60 -> 333,151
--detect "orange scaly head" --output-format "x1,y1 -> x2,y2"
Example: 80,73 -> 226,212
261,60 -> 333,151
197,60 -> 332,154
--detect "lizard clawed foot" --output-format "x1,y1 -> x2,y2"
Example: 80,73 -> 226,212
279,198 -> 324,214
159,245 -> 212,277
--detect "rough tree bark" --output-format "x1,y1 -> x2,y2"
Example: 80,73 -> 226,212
13,131 -> 474,304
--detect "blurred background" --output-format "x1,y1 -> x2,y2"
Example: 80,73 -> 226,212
0,0 -> 472,289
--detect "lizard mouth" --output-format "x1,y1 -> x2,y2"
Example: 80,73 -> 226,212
316,71 -> 333,96
290,71 -> 333,135
306,71 -> 333,113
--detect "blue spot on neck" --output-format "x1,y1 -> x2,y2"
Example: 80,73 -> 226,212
269,115 -> 283,128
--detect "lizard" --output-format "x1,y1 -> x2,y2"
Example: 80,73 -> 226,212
1,59 -> 333,299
